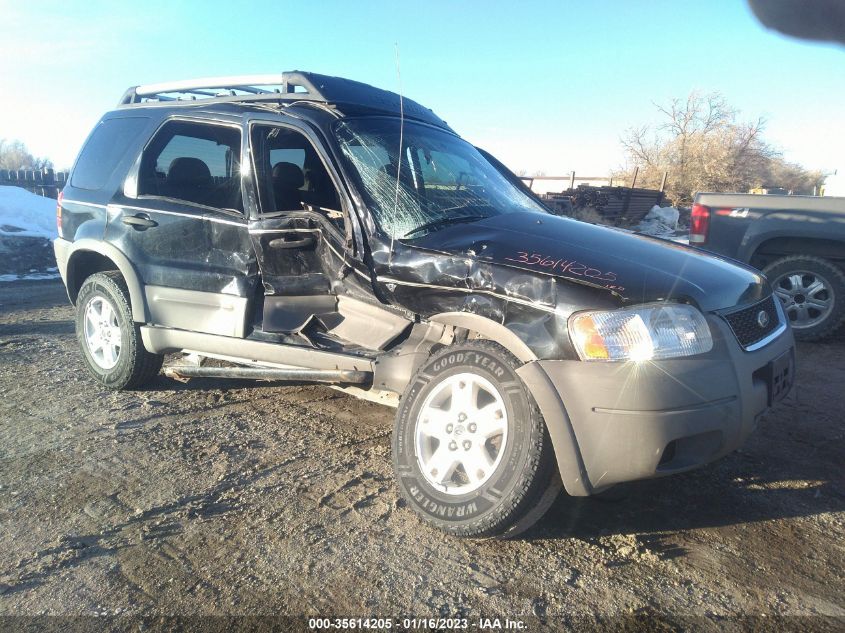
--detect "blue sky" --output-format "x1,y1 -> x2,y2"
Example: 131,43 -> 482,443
0,0 -> 842,175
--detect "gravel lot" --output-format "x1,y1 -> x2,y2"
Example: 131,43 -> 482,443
0,280 -> 843,631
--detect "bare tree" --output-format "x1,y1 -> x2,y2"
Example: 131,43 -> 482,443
0,139 -> 53,171
620,92 -> 822,204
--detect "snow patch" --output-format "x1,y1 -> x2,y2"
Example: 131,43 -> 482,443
0,186 -> 57,239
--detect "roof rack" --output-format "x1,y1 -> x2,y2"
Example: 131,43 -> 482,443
117,71 -> 451,130
118,72 -> 326,105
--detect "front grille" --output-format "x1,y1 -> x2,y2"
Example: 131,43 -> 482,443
721,296 -> 781,349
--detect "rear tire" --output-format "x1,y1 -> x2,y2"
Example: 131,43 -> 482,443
392,340 -> 560,538
75,272 -> 163,390
763,255 -> 845,341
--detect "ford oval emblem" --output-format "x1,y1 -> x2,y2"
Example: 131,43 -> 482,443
757,310 -> 770,328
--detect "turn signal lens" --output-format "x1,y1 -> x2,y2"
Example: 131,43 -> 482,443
571,315 -> 610,359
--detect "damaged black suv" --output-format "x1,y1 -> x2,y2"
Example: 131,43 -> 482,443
55,73 -> 795,537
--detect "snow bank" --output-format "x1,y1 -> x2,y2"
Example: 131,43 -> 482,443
636,205 -> 680,238
0,186 -> 57,239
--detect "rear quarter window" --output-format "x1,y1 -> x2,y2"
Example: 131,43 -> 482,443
71,117 -> 149,191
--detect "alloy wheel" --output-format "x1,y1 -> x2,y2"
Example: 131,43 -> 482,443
772,270 -> 835,329
414,372 -> 508,495
83,296 -> 122,370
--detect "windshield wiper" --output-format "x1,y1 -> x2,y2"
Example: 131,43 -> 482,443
402,214 -> 489,238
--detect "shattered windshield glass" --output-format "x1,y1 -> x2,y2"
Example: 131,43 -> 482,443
335,118 -> 547,239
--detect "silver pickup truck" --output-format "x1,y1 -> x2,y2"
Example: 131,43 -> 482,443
690,193 -> 845,340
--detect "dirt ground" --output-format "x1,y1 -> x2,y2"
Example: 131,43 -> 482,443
0,280 -> 842,631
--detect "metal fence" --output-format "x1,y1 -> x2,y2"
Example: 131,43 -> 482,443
0,168 -> 68,199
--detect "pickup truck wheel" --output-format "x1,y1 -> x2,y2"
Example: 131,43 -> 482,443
392,341 -> 560,538
75,272 -> 163,390
764,256 -> 845,341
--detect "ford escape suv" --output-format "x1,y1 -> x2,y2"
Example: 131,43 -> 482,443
54,72 -> 795,537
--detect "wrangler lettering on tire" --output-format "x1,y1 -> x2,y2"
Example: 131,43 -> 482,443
392,340 -> 560,538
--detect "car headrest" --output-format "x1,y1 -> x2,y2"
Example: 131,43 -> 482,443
168,157 -> 211,185
272,162 -> 305,190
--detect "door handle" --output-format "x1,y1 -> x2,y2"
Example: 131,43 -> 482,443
268,235 -> 316,249
122,214 -> 158,230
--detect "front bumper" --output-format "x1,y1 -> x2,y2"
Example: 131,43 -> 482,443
518,315 -> 795,496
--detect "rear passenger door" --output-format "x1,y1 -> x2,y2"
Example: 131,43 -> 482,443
109,118 -> 257,337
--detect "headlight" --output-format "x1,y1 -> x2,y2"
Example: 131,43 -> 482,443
568,303 -> 713,361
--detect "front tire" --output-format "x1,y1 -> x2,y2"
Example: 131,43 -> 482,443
392,341 -> 560,538
763,255 -> 845,341
75,271 -> 163,390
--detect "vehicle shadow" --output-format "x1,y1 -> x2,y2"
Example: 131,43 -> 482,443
527,431 -> 843,556
0,320 -> 75,337
144,371 -> 354,397
534,465 -> 842,538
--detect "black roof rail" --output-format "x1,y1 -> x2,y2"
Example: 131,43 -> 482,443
117,71 -> 451,130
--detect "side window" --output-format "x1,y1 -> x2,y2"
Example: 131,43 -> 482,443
138,120 -> 242,211
250,124 -> 342,226
71,117 -> 149,191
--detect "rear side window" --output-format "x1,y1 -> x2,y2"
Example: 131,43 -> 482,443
137,120 -> 242,211
71,117 -> 148,191
156,135 -> 234,179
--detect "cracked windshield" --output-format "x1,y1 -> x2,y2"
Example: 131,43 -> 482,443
335,119 -> 545,239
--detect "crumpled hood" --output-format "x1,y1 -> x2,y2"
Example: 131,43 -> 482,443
410,211 -> 768,311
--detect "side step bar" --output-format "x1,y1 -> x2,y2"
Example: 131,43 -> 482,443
140,325 -> 374,372
164,365 -> 371,384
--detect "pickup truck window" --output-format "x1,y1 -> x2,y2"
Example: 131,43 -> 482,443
335,119 -> 546,239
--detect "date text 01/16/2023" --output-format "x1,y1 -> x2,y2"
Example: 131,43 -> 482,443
308,617 -> 527,630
